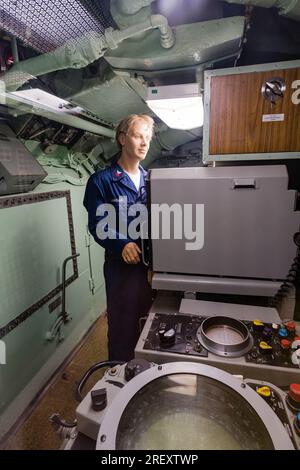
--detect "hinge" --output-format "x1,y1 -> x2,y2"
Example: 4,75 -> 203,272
85,234 -> 91,247
89,277 -> 95,292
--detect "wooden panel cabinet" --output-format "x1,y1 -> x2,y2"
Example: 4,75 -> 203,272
203,60 -> 300,162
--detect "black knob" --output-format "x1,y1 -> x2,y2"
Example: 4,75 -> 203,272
91,388 -> 107,411
124,358 -> 152,382
193,342 -> 202,353
252,320 -> 264,332
159,327 -> 176,347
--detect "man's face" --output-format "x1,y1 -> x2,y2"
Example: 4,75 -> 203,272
120,119 -> 152,161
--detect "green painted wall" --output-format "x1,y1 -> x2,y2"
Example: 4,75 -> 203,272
0,148 -> 106,438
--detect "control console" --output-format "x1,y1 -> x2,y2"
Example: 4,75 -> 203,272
143,313 -> 300,368
73,359 -> 300,450
136,311 -> 300,385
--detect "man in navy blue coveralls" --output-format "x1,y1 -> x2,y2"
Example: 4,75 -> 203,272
83,114 -> 154,361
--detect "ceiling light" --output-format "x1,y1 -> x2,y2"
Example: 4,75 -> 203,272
10,89 -> 84,114
146,83 -> 203,130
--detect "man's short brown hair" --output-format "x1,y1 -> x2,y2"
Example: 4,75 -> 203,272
115,114 -> 154,147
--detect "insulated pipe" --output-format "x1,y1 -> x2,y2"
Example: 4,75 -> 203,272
105,15 -> 175,49
224,0 -> 300,22
11,37 -> 19,64
150,15 -> 175,48
3,15 -> 174,92
88,127 -> 202,167
88,139 -> 119,162
113,0 -> 155,15
144,127 -> 202,167
3,32 -> 107,91
110,0 -> 155,29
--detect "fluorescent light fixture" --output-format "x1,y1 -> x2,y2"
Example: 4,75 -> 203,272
4,88 -> 115,137
10,89 -> 85,115
146,83 -> 203,130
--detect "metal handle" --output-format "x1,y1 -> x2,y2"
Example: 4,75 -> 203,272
46,252 -> 80,341
232,178 -> 256,189
61,253 -> 80,321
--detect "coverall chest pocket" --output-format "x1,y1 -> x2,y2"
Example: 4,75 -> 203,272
109,196 -> 135,235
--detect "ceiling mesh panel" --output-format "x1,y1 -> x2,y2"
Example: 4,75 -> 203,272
0,0 -> 114,53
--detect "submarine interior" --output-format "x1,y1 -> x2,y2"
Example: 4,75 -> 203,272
0,0 -> 300,451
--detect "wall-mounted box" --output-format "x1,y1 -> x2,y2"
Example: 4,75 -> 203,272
0,123 -> 47,195
203,60 -> 300,163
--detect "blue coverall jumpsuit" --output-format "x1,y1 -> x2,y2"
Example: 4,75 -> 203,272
83,162 -> 152,361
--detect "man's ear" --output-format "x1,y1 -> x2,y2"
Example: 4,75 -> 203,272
118,133 -> 126,147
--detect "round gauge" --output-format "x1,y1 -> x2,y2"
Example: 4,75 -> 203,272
197,316 -> 253,357
96,362 -> 294,450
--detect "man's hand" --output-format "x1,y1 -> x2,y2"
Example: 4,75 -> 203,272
122,242 -> 141,264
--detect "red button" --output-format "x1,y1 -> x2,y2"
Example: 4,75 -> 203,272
289,384 -> 300,403
287,322 -> 296,332
281,339 -> 291,349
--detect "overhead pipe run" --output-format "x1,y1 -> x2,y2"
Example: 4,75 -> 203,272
224,0 -> 300,22
11,37 -> 19,64
3,32 -> 108,91
3,16 -> 174,92
105,15 -> 175,50
143,127 -> 202,168
112,0 -> 155,16
110,0 -> 155,29
85,126 -> 202,169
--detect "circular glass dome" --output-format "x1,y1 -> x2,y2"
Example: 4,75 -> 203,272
96,363 -> 294,450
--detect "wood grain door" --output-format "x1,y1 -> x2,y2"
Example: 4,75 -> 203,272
209,67 -> 300,155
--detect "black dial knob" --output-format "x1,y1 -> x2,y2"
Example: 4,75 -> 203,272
124,358 -> 152,382
252,320 -> 264,332
158,327 -> 176,347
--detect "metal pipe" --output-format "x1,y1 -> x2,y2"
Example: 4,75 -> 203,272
89,126 -> 202,167
4,14 -> 174,92
277,0 -> 300,20
45,253 -> 80,341
61,253 -> 80,323
110,0 -> 155,29
113,0 -> 155,15
224,0 -> 300,22
144,127 -> 202,167
4,32 -> 108,91
150,15 -> 176,48
106,14 -> 175,49
11,37 -> 19,64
